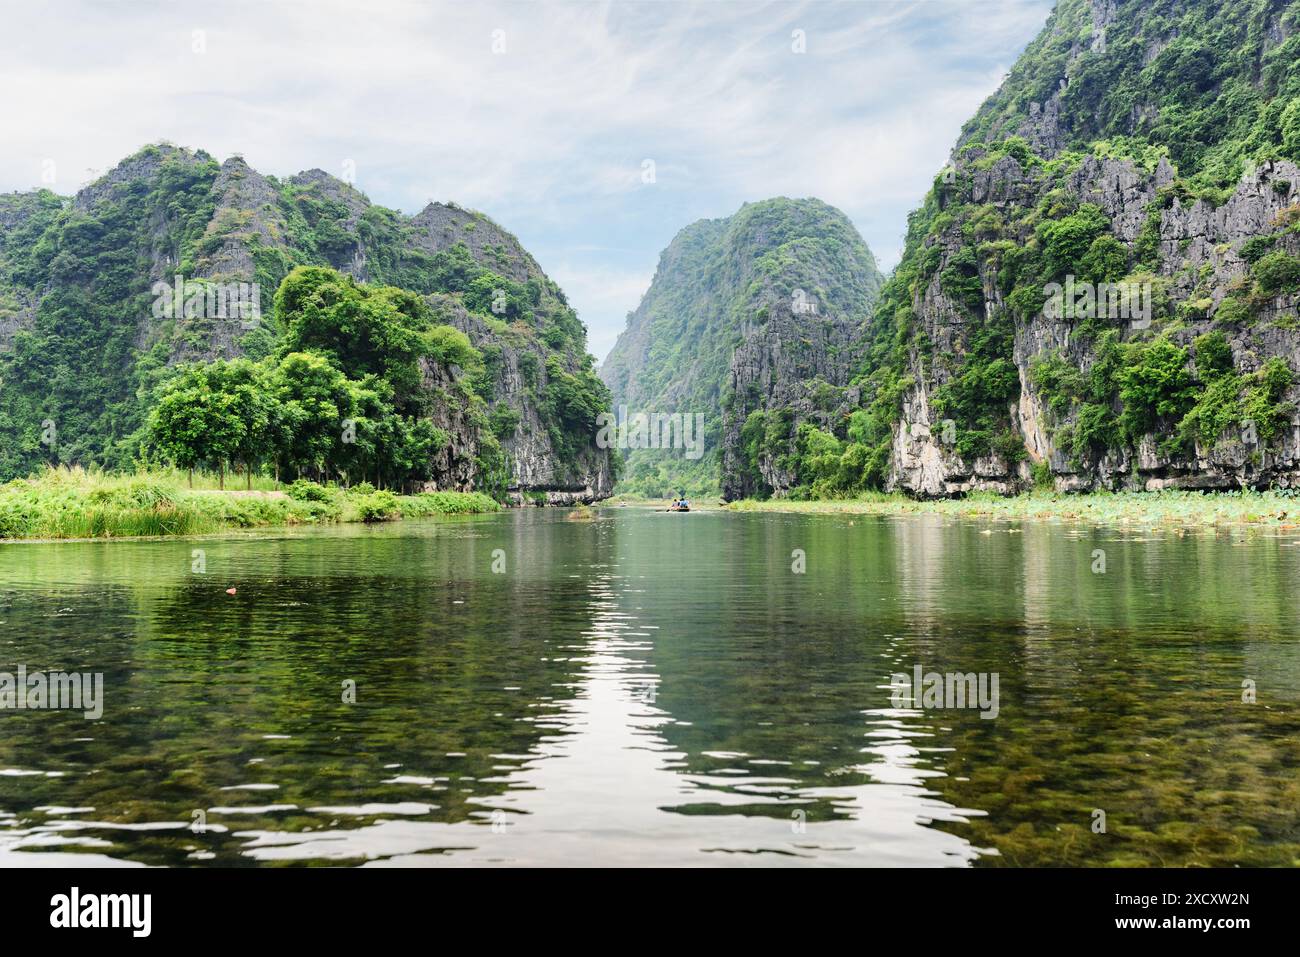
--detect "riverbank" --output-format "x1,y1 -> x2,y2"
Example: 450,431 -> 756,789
725,489 -> 1300,529
0,468 -> 499,540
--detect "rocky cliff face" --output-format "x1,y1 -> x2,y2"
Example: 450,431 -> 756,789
873,0 -> 1300,496
434,295 -> 613,502
601,197 -> 882,499
720,297 -> 865,499
0,144 -> 612,496
891,152 -> 1300,495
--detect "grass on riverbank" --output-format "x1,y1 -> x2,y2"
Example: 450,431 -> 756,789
725,489 -> 1300,528
0,468 -> 499,540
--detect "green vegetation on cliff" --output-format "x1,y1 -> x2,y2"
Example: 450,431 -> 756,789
963,0 -> 1300,189
0,151 -> 224,479
601,197 -> 882,499
828,0 -> 1300,498
0,145 -> 610,496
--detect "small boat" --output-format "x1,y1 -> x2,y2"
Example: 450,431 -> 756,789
667,503 -> 690,512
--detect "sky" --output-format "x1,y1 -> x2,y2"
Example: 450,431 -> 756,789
0,0 -> 1054,361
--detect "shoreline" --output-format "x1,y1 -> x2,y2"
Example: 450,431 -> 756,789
10,472 -> 1300,539
0,469 -> 500,542
723,490 -> 1300,529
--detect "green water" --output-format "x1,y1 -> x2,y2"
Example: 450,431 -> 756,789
1,507 -> 1298,866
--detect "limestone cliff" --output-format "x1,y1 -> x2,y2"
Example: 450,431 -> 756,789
0,144 -> 612,497
601,197 -> 882,499
870,0 -> 1300,496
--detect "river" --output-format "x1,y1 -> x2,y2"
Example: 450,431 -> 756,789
1,506 -> 1298,866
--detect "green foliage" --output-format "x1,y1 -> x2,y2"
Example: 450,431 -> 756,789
1180,353 -> 1296,447
397,490 -> 500,516
143,271 -> 459,491
487,404 -> 522,439
135,262 -> 604,497
938,245 -> 984,313
960,0 -> 1300,189
1133,205 -> 1165,268
1214,295 -> 1253,325
285,478 -> 335,503
1029,351 -> 1085,418
266,351 -> 356,476
614,453 -> 718,500
603,197 -> 883,497
931,315 -> 1021,460
1039,204 -> 1110,282
355,489 -> 400,521
541,356 -> 611,461
1031,459 -> 1054,490
276,266 -> 477,404
736,408 -> 796,498
426,324 -> 478,368
1242,357 -> 1297,441
1117,336 -> 1196,444
1193,331 -> 1234,380
820,0 -> 1300,499
0,466 -> 496,539
784,422 -> 893,498
0,149 -> 610,499
0,148 -> 221,480
1252,250 -> 1300,295
1079,234 -> 1130,284
147,358 -> 278,485
1240,234 -> 1279,264
1034,326 -> 1296,463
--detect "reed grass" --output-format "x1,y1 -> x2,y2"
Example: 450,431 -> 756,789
0,467 -> 499,540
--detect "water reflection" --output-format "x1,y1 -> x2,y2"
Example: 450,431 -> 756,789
1,508 -> 1298,866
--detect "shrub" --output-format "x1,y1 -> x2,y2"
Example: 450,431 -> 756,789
992,430 -> 1028,463
1253,251 -> 1300,295
355,489 -> 400,522
1240,234 -> 1278,265
1193,331 -> 1234,380
1213,296 -> 1251,325
286,479 -> 335,503
1039,204 -> 1110,281
1117,337 -> 1196,443
1031,460 -> 1054,490
86,478 -> 177,510
1030,351 -> 1084,418
426,324 -> 480,368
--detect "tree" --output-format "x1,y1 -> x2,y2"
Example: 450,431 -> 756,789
275,266 -> 472,407
148,364 -> 244,487
203,358 -> 278,488
267,351 -> 357,481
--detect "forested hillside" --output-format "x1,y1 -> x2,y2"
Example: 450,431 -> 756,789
849,0 -> 1300,496
600,197 -> 882,498
0,145 -> 612,499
